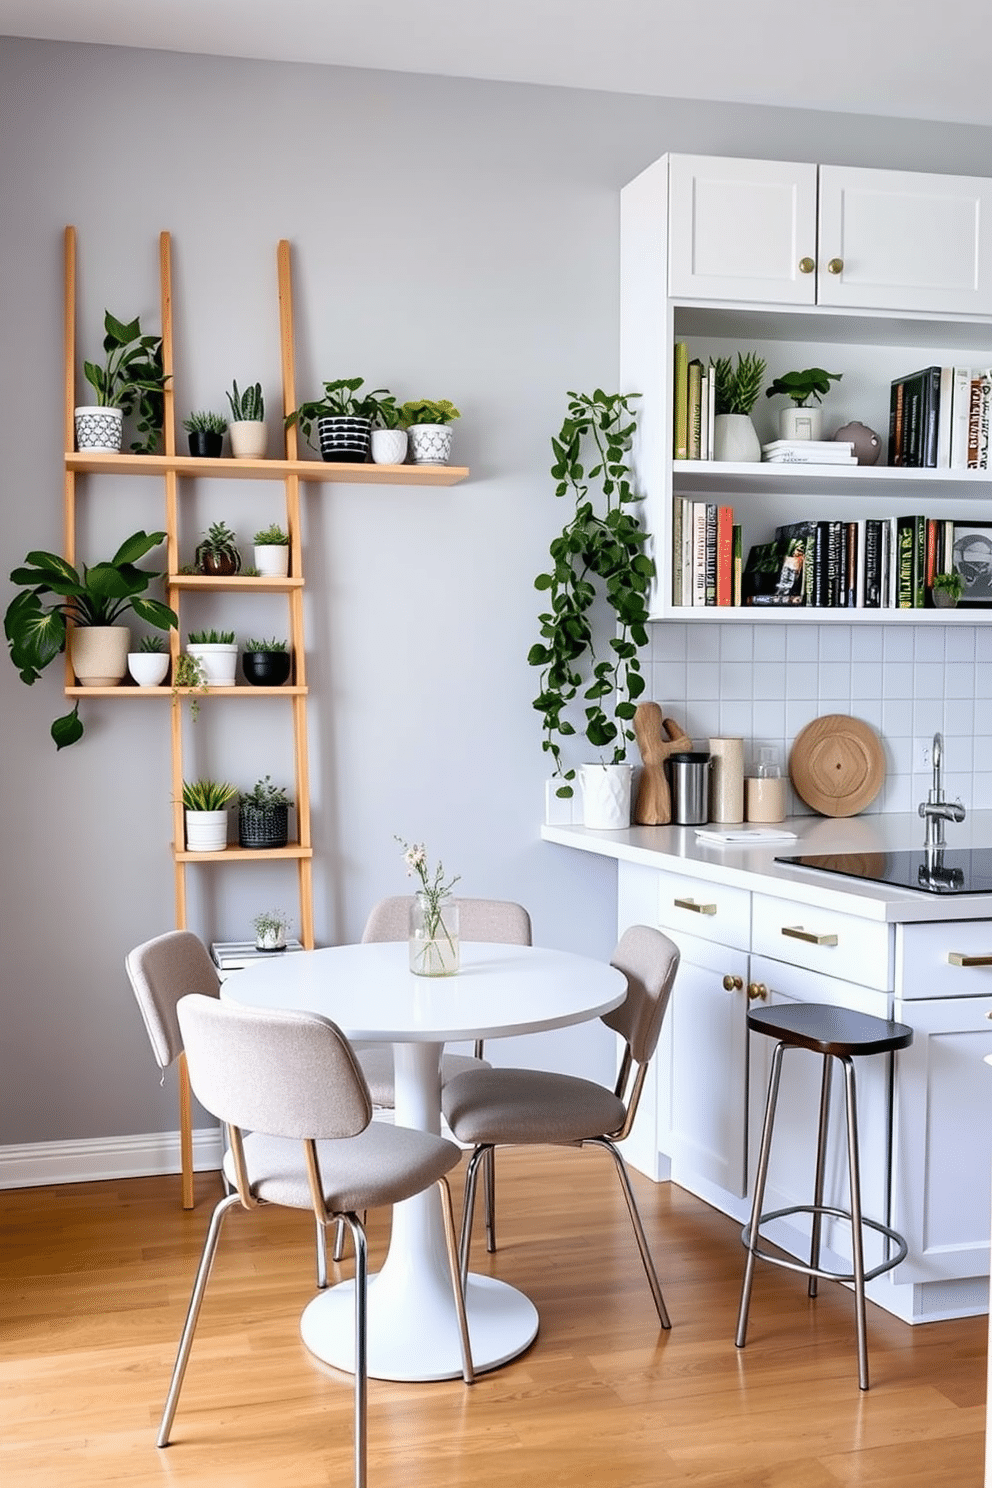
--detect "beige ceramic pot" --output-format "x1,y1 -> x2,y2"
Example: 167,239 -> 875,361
71,625 -> 130,685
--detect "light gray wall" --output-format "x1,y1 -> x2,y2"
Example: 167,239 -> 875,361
3,37 -> 992,1149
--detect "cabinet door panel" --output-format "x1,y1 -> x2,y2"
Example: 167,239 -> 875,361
818,165 -> 992,315
897,919 -> 992,999
668,155 -> 818,305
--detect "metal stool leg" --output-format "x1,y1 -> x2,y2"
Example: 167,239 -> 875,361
841,1055 -> 870,1391
736,1039 -> 786,1349
807,1052 -> 833,1300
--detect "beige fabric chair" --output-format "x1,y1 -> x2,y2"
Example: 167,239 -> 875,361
441,924 -> 680,1330
164,995 -> 473,1488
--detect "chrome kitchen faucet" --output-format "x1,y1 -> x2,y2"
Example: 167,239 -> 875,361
918,732 -> 966,850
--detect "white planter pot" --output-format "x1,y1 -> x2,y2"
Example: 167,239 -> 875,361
228,420 -> 267,459
579,763 -> 634,830
778,405 -> 823,441
371,428 -> 408,465
70,625 -> 130,685
127,651 -> 170,687
74,405 -> 123,453
408,423 -> 453,465
713,413 -> 761,462
186,642 -> 238,687
253,543 -> 290,577
184,809 -> 229,853
255,926 -> 287,951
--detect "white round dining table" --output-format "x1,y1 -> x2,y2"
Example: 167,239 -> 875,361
222,940 -> 627,1381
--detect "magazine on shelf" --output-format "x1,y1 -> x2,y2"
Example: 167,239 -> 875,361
211,939 -> 305,971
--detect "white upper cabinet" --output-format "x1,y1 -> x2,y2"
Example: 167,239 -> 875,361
668,154 -> 992,317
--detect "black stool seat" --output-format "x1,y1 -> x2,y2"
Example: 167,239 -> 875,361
747,1002 -> 914,1058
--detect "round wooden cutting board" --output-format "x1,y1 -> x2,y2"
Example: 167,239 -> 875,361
788,715 -> 886,817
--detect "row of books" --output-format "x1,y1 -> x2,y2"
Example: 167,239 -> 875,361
672,343 -> 716,460
671,499 -> 742,605
888,365 -> 992,469
762,439 -> 856,466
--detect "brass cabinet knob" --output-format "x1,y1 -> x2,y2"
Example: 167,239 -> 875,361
723,975 -> 743,992
798,256 -> 815,274
828,257 -> 844,274
747,982 -> 768,1001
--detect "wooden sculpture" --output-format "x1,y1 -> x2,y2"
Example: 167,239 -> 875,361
633,702 -> 693,825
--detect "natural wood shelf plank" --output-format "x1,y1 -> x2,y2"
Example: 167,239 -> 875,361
173,843 -> 313,863
170,574 -> 304,592
66,451 -> 470,486
65,684 -> 309,698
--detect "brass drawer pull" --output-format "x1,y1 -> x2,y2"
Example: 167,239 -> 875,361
674,896 -> 717,915
828,257 -> 844,274
949,952 -> 992,967
798,256 -> 815,274
748,982 -> 768,1002
723,975 -> 743,992
781,925 -> 838,947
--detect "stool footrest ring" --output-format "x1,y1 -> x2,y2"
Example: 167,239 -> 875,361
741,1203 -> 908,1284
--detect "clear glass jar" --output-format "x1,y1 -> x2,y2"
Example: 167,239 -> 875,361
409,891 -> 460,977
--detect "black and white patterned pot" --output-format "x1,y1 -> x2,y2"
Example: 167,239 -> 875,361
317,415 -> 372,463
74,406 -> 123,453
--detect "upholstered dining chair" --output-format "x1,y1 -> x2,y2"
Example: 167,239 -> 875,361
441,923 -> 680,1329
165,995 -> 474,1488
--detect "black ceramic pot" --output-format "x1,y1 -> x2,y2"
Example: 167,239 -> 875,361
242,650 -> 292,687
188,430 -> 224,457
239,803 -> 289,849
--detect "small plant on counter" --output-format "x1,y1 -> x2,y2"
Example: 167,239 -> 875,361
82,311 -> 169,453
245,636 -> 288,652
252,908 -> 293,949
194,520 -> 242,575
138,633 -> 167,653
253,523 -> 289,546
285,377 -> 395,446
181,778 -> 238,811
712,352 -> 766,416
187,628 -> 236,645
182,410 -> 228,435
227,380 -> 264,422
765,367 -> 842,408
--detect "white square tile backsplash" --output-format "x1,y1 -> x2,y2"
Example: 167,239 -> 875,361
647,622 -> 991,815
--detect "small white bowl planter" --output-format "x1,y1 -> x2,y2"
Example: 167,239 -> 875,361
371,428 -> 408,465
184,809 -> 229,853
186,642 -> 238,687
127,651 -> 170,687
253,543 -> 290,578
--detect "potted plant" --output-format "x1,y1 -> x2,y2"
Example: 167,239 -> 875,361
399,398 -> 461,466
765,367 -> 843,440
186,628 -> 238,686
182,409 -> 227,457
127,632 -> 170,687
194,520 -> 242,576
182,778 -> 237,852
4,528 -> 177,747
252,523 -> 290,578
76,310 -> 169,455
528,390 -> 653,828
170,651 -> 208,720
931,570 -> 963,608
370,398 -> 409,465
226,380 -> 266,459
238,775 -> 293,849
242,636 -> 291,687
711,352 -> 766,462
252,908 -> 294,951
286,377 -> 394,463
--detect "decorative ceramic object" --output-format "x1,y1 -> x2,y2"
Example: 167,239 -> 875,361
408,424 -> 453,465
70,625 -> 130,686
184,809 -> 229,852
932,589 -> 957,609
228,421 -> 267,459
317,415 -> 372,463
253,543 -> 290,578
409,891 -> 460,976
579,762 -> 634,829
239,802 -> 289,849
187,430 -> 223,457
186,642 -> 238,687
242,649 -> 291,687
74,406 -> 123,453
779,406 -> 822,441
371,428 -> 408,465
834,421 -> 881,465
127,650 -> 169,687
708,737 -> 745,823
713,413 -> 761,463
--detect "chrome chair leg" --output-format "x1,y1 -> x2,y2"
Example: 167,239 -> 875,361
736,1039 -> 786,1350
483,1147 -> 496,1253
586,1136 -> 671,1330
842,1056 -> 870,1391
337,1213 -> 367,1488
157,1191 -> 242,1446
437,1175 -> 475,1383
316,1215 -> 328,1288
458,1144 -> 491,1289
808,1053 -> 833,1299
333,1216 -> 348,1263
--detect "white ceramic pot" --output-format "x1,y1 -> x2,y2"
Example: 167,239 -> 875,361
184,809 -> 229,853
371,428 -> 409,465
70,625 -> 130,685
228,420 -> 267,459
253,543 -> 290,577
779,405 -> 823,441
579,763 -> 634,830
127,651 -> 170,687
408,424 -> 453,465
74,406 -> 123,453
713,413 -> 761,462
255,926 -> 287,950
186,642 -> 238,686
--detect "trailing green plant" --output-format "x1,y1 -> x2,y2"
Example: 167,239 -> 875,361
239,774 -> 293,809
286,378 -> 395,446
182,409 -> 227,434
712,352 -> 766,416
528,390 -> 654,797
398,398 -> 461,427
227,380 -> 264,422
187,628 -> 236,645
932,570 -> 963,599
194,520 -> 242,574
171,652 -> 208,720
765,367 -> 842,407
138,633 -> 167,653
244,636 -> 288,652
253,523 -> 289,546
4,528 -> 177,748
182,778 -> 238,811
82,311 -> 169,454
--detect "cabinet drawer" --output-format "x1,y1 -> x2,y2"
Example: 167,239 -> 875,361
751,892 -> 892,991
897,921 -> 992,999
655,869 -> 750,951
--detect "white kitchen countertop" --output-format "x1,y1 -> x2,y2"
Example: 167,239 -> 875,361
541,810 -> 992,924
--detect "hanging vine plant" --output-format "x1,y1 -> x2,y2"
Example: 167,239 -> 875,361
528,389 -> 654,798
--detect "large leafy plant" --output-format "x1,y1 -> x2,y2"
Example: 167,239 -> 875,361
5,528 -> 177,748
82,311 -> 169,454
529,390 -> 654,797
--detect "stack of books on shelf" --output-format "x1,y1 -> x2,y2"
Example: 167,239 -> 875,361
671,498 -> 742,606
761,440 -> 857,465
672,343 -> 716,460
888,365 -> 992,468
211,939 -> 305,973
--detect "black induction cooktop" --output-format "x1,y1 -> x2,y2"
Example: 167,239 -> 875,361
773,848 -> 992,895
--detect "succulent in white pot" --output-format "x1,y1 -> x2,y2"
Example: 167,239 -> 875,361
252,523 -> 290,578
186,629 -> 238,687
127,632 -> 170,687
226,380 -> 267,459
182,778 -> 237,852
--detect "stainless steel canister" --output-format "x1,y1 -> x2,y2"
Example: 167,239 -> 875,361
668,751 -> 712,826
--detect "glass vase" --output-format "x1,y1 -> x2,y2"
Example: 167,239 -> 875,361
409,891 -> 459,977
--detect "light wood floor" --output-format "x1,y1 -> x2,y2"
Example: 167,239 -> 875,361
1,1150 -> 987,1487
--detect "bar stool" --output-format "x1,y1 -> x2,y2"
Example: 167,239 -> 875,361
735,1002 -> 913,1390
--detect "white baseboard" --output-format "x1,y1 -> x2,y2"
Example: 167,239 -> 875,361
0,1127 -> 224,1190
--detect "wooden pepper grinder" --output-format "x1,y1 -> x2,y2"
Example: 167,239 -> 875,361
633,702 -> 693,825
